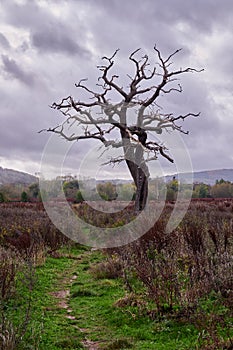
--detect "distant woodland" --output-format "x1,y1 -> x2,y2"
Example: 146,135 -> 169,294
1,177 -> 233,203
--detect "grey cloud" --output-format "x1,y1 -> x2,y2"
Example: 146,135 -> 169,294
210,41 -> 233,80
0,33 -> 10,48
32,28 -> 89,57
76,0 -> 233,58
0,92 -> 53,163
19,41 -> 30,53
0,0 -> 232,176
1,55 -> 35,86
2,1 -> 90,58
86,0 -> 233,31
1,1 -> 47,29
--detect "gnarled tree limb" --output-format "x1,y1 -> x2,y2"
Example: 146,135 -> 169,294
44,46 -> 203,211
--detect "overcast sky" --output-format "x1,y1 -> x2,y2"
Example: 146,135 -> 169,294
0,0 -> 232,180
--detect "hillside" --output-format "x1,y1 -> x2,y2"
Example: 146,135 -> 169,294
99,169 -> 233,186
165,168 -> 233,185
1,166 -> 233,187
0,166 -> 38,185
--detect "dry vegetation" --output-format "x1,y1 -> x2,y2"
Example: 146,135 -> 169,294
0,200 -> 233,349
0,202 -> 69,260
118,202 -> 233,308
0,202 -> 70,350
88,200 -> 233,349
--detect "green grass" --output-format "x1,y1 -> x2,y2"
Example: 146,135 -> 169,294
68,251 -> 200,350
31,257 -> 84,349
2,244 -> 88,350
2,245 -> 233,349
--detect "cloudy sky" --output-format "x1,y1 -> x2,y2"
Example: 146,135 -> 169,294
0,0 -> 232,180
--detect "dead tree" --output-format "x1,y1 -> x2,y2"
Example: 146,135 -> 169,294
46,46 -> 203,212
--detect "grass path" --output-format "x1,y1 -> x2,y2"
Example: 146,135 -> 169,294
47,247 -> 199,350
50,250 -> 103,350
44,247 -> 136,349
12,245 -> 231,349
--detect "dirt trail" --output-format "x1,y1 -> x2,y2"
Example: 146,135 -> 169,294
50,253 -> 101,350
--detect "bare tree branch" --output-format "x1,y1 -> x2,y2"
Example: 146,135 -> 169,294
102,156 -> 125,166
45,46 -> 203,211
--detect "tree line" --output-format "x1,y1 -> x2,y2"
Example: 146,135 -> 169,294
1,178 -> 233,203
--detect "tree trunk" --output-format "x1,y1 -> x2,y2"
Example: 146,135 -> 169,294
134,167 -> 148,212
125,144 -> 149,212
120,124 -> 149,212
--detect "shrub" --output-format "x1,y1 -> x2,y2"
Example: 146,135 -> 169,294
0,248 -> 35,350
21,191 -> 28,202
75,190 -> 84,203
0,192 -> 6,203
0,203 -> 69,261
113,202 -> 233,315
90,257 -> 123,280
0,247 -> 21,299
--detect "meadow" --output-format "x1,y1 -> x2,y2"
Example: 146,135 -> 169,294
0,200 -> 233,349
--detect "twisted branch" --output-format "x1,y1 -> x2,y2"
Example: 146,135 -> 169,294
44,46 -> 203,165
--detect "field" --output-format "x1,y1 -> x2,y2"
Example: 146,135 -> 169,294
0,200 -> 233,349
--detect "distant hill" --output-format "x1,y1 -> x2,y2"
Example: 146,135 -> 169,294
165,169 -> 233,186
0,166 -> 38,185
1,166 -> 233,187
